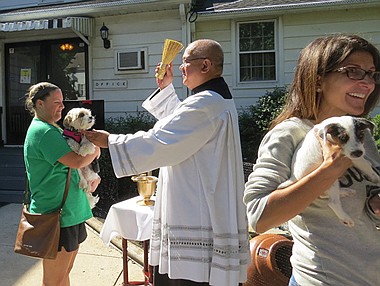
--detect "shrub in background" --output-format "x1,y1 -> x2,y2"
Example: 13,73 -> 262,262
94,112 -> 156,217
238,86 -> 287,163
371,113 -> 380,151
238,88 -> 380,163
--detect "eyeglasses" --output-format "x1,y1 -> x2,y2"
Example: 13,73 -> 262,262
181,57 -> 207,65
334,66 -> 380,84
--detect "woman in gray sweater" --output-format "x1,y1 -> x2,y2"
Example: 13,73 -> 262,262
244,34 -> 380,286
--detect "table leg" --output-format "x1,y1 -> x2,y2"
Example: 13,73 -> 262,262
122,238 -> 153,286
122,238 -> 129,285
148,265 -> 153,284
142,240 -> 154,284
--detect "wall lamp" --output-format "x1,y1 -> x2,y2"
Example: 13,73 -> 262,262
100,23 -> 111,49
60,43 -> 74,51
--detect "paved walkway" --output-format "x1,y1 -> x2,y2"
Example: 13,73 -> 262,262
0,203 -> 146,286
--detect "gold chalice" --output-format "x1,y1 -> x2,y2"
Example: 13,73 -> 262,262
131,174 -> 158,206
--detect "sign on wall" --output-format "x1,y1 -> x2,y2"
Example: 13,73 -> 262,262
93,80 -> 128,90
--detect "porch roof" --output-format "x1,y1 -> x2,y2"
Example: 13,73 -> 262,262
0,17 -> 94,44
193,0 -> 380,15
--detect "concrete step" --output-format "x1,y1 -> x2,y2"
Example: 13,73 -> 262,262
0,166 -> 25,177
0,176 -> 25,189
0,148 -> 25,203
0,190 -> 24,203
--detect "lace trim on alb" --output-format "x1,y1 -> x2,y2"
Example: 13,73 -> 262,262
150,220 -> 250,264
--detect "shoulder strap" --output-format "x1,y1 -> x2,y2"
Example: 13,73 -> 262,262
60,168 -> 72,209
24,174 -> 31,208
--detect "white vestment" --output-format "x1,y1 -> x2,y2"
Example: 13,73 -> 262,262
108,83 -> 250,285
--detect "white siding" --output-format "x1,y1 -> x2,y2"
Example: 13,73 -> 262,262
193,6 -> 380,113
92,9 -> 186,117
2,3 -> 380,120
282,6 -> 380,114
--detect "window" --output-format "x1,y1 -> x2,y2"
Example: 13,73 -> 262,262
238,20 -> 276,82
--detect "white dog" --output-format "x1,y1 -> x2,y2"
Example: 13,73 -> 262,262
279,116 -> 380,227
63,107 -> 100,209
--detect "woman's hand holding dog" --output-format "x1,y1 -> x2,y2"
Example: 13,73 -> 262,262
314,128 -> 353,180
83,130 -> 110,148
314,129 -> 380,217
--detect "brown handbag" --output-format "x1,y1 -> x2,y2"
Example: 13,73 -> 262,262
14,168 -> 72,260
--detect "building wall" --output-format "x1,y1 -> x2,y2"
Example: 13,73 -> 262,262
193,6 -> 380,114
91,9 -> 187,118
1,4 -> 380,121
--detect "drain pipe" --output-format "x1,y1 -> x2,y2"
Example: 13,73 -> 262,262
179,3 -> 191,99
0,106 -> 3,147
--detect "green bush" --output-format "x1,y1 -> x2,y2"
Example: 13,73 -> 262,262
94,112 -> 156,217
238,88 -> 380,163
371,114 -> 380,151
238,86 -> 287,163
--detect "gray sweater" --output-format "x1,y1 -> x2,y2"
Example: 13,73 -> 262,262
244,117 -> 380,286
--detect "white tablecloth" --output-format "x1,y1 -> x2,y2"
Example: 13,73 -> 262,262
99,196 -> 155,245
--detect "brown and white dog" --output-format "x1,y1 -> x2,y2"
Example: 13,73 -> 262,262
63,107 -> 100,209
279,116 -> 380,227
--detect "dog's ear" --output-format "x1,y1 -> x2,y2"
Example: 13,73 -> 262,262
354,117 -> 375,135
318,123 -> 335,141
63,114 -> 72,129
320,123 -> 346,145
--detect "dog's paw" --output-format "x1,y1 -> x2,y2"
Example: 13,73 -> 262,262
79,179 -> 88,190
340,217 -> 355,227
87,193 -> 99,209
339,188 -> 356,198
331,207 -> 355,227
365,173 -> 380,184
78,143 -> 95,157
67,140 -> 80,153
87,172 -> 100,182
328,197 -> 355,227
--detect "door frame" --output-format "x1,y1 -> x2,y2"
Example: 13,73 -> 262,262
4,37 -> 89,145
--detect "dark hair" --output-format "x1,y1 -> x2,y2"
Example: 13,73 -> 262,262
271,33 -> 380,128
25,82 -> 60,115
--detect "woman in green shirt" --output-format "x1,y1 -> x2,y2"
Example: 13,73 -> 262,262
24,82 -> 101,286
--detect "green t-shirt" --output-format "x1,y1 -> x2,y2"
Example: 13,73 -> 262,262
24,118 -> 93,227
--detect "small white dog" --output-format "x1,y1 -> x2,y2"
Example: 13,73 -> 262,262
279,116 -> 380,227
63,107 -> 100,209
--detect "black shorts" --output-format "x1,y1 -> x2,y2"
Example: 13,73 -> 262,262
58,222 -> 87,252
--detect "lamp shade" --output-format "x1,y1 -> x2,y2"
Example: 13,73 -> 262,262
100,23 -> 109,40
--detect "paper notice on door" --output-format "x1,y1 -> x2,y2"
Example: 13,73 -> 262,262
20,68 -> 31,84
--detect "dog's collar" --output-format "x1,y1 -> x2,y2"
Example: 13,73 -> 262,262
63,129 -> 82,143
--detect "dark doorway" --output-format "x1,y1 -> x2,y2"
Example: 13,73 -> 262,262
5,38 -> 88,145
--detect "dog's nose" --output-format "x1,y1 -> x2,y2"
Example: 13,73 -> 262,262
350,150 -> 363,158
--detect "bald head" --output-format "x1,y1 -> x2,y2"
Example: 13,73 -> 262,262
186,39 -> 224,76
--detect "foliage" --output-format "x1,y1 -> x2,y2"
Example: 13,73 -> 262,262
238,86 -> 288,163
105,112 -> 156,134
93,112 -> 156,218
371,113 -> 380,151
